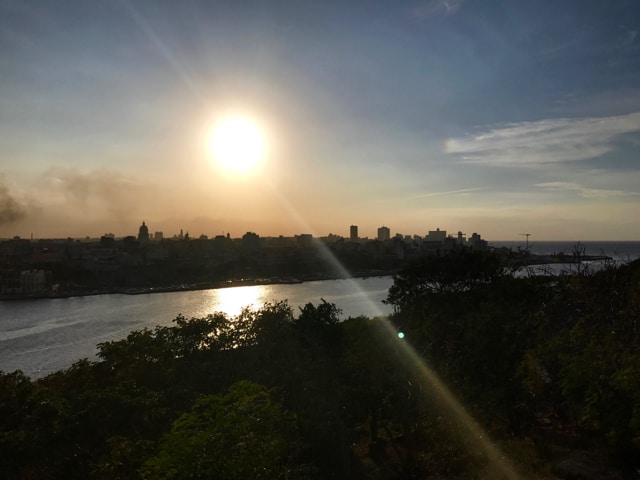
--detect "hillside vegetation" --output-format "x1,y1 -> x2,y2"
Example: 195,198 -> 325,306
2,248 -> 639,479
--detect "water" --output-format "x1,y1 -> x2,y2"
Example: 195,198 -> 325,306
490,241 -> 640,262
0,276 -> 393,379
3,241 -> 639,379
489,240 -> 640,277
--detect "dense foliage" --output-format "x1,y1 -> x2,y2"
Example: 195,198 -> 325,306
2,248 -> 639,478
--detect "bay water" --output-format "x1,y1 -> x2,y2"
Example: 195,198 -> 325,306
2,241 -> 638,379
0,276 -> 393,378
489,240 -> 640,261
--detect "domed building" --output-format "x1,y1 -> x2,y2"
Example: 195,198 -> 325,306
138,221 -> 150,242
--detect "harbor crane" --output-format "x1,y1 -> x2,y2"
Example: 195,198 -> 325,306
519,233 -> 531,251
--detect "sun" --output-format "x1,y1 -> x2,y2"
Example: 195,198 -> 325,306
209,116 -> 266,175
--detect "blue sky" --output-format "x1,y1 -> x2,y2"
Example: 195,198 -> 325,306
1,0 -> 639,240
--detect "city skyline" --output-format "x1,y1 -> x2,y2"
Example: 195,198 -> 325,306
2,1 -> 640,241
0,220 -> 478,243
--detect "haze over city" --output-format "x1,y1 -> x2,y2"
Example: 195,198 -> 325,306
1,0 -> 639,240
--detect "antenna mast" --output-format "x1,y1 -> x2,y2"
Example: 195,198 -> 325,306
519,233 -> 531,251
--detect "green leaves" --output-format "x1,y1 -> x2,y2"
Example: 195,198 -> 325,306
6,257 -> 640,480
141,381 -> 309,480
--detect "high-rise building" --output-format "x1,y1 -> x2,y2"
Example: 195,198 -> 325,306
426,228 -> 446,242
377,226 -> 390,241
350,225 -> 358,241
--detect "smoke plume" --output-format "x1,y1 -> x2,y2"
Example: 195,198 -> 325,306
0,181 -> 26,225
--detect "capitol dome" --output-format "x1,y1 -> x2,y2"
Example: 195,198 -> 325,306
138,221 -> 150,241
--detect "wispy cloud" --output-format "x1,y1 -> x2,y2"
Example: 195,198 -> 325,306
363,187 -> 484,207
535,181 -> 640,198
412,0 -> 464,20
411,187 -> 484,198
445,112 -> 640,167
620,27 -> 637,48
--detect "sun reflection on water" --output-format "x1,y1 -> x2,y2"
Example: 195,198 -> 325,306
197,285 -> 266,318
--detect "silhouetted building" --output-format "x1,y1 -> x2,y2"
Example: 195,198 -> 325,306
426,228 -> 446,242
0,237 -> 32,261
213,235 -> 231,253
377,226 -> 390,241
32,241 -> 64,263
241,232 -> 260,251
0,268 -> 21,294
138,221 -> 150,242
469,232 -> 487,249
123,236 -> 137,248
296,234 -> 313,248
350,225 -> 358,241
153,231 -> 163,241
100,234 -> 115,247
20,269 -> 50,294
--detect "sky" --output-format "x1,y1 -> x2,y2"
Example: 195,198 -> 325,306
1,0 -> 639,241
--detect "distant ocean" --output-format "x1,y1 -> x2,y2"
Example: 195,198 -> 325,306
488,241 -> 640,262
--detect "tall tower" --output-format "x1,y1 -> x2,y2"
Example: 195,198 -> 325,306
377,226 -> 390,241
350,225 -> 358,241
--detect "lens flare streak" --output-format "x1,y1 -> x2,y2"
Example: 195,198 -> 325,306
266,178 -> 524,479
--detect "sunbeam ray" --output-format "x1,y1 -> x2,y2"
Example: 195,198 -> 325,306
119,0 -> 203,100
267,179 -> 525,478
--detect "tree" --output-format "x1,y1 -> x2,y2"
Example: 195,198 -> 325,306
385,246 -> 507,315
141,381 -> 313,480
295,299 -> 342,352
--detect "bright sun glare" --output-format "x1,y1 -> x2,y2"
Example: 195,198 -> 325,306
210,117 -> 266,175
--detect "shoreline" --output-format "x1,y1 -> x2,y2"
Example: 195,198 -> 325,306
1,252 -> 617,302
0,270 -> 397,301
514,253 -> 612,266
